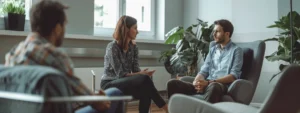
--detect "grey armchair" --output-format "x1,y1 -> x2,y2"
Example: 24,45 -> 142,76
169,64 -> 300,113
0,65 -> 132,113
180,40 -> 266,105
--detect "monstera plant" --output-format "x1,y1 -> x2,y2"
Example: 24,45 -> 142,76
264,11 -> 300,81
159,19 -> 214,77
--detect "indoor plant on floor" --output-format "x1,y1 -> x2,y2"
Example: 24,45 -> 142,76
1,0 -> 26,31
159,19 -> 214,78
263,11 -> 300,82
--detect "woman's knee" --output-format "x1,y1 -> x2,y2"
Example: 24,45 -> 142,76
137,74 -> 152,82
104,87 -> 123,96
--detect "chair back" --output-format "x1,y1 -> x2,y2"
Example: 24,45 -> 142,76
209,40 -> 266,100
0,65 -> 73,113
259,64 -> 300,113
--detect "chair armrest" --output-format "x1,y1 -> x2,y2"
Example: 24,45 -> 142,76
0,91 -> 133,103
0,91 -> 45,103
179,76 -> 195,83
169,94 -> 226,113
227,79 -> 254,104
47,96 -> 132,102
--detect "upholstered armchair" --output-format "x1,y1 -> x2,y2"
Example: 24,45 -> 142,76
0,65 -> 132,113
179,40 -> 266,105
169,64 -> 300,113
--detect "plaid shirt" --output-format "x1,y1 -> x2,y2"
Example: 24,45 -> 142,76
5,33 -> 93,109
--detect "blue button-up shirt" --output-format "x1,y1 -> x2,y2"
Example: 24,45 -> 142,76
198,40 -> 243,80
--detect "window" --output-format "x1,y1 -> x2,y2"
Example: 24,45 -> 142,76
94,0 -> 118,29
94,0 -> 155,39
125,0 -> 152,31
0,0 -> 32,20
24,0 -> 32,20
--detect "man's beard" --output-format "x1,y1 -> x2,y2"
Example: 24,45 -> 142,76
215,36 -> 225,44
55,34 -> 64,47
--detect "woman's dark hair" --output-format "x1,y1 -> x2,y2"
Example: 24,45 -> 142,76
30,0 -> 67,39
113,15 -> 137,51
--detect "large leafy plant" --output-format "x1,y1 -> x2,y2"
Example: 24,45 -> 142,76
264,11 -> 300,81
159,19 -> 214,76
1,0 -> 25,15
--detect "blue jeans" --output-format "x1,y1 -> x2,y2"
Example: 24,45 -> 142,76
75,88 -> 124,113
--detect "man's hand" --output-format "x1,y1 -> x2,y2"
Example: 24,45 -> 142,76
193,80 -> 209,93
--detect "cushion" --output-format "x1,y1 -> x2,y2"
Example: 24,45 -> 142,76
240,48 -> 253,79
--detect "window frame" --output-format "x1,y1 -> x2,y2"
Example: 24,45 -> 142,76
93,0 -> 156,39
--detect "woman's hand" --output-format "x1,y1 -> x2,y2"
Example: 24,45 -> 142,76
140,68 -> 156,76
146,70 -> 155,76
132,40 -> 136,45
91,90 -> 111,112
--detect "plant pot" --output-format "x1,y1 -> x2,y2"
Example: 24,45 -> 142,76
4,13 -> 25,31
163,56 -> 188,79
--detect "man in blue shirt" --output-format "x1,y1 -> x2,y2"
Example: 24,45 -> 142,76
167,19 -> 243,103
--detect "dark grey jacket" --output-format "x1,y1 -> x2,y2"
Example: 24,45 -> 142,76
0,65 -> 73,113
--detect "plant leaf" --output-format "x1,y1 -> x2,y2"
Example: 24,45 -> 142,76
265,52 -> 290,62
269,71 -> 283,82
165,28 -> 184,44
294,27 -> 300,40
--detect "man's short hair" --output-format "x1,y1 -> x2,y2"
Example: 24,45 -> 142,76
30,0 -> 67,39
214,19 -> 234,38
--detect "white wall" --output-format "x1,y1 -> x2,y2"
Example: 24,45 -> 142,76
155,0 -> 165,40
198,0 -> 232,25
60,0 -> 94,35
183,0 -> 199,29
278,0 -> 300,18
157,0 -> 184,40
165,0 -> 183,33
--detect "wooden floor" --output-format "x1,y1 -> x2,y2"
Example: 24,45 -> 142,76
126,91 -> 168,113
126,103 -> 165,113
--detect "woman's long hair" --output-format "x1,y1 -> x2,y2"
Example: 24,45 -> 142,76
113,15 -> 137,51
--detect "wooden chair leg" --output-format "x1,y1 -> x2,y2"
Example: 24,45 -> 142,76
124,101 -> 128,112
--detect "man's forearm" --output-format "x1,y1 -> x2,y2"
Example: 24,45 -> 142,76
214,74 -> 236,84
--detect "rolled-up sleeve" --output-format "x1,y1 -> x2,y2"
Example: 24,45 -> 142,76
107,46 -> 128,78
198,48 -> 213,78
230,47 -> 243,79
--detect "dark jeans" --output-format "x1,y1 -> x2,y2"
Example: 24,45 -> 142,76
101,74 -> 166,113
167,79 -> 228,103
75,88 -> 124,113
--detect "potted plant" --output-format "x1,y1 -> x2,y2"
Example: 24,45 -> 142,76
1,0 -> 26,31
159,19 -> 214,78
264,11 -> 300,81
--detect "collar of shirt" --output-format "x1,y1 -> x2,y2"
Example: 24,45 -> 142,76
25,32 -> 50,45
216,40 -> 233,50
